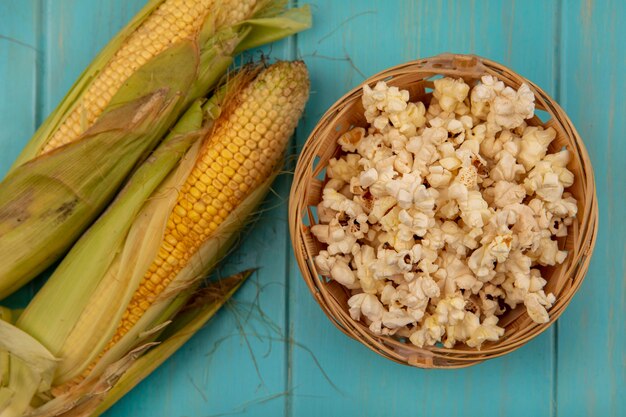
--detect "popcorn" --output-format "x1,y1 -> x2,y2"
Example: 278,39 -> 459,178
327,154 -> 361,183
465,314 -> 505,348
524,291 -> 556,323
348,293 -> 385,333
518,126 -> 556,170
471,75 -> 535,130
359,167 -> 379,188
312,77 -> 577,348
433,77 -> 470,113
491,181 -> 526,208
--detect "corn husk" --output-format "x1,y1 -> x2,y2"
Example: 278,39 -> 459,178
0,0 -> 311,299
12,64 -> 298,415
22,271 -> 253,417
0,320 -> 57,417
0,270 -> 251,417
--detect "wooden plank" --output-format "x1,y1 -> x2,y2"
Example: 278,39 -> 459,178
556,0 -> 626,416
289,1 -> 559,416
0,0 -> 40,306
39,0 -> 147,115
0,1 -> 38,176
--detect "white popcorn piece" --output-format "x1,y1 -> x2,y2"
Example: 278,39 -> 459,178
352,244 -> 382,294
366,195 -> 396,223
524,291 -> 556,324
490,150 -> 526,182
471,75 -> 535,130
314,251 -> 359,289
409,315 -> 445,347
398,208 -> 435,238
327,154 -> 361,183
330,257 -> 358,288
337,127 -> 366,153
491,180 -> 526,208
434,294 -> 466,325
382,306 -> 416,329
465,315 -> 505,348
427,165 -> 453,188
491,83 -> 535,129
524,149 -> 574,202
348,293 -> 385,333
518,126 -> 556,170
458,191 -> 491,229
437,252 -> 482,296
471,75 -> 504,120
433,77 -> 471,113
313,250 -> 335,276
468,245 -> 497,282
440,220 -> 469,256
481,129 -> 516,160
359,167 -> 379,188
528,235 -> 568,266
321,188 -> 364,218
407,127 -> 448,176
388,101 -> 427,137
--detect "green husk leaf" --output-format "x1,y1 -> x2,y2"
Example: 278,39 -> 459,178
90,271 -> 252,417
22,343 -> 157,417
0,90 -> 176,299
21,271 -> 252,417
234,4 -> 312,53
50,137 -> 205,383
0,321 -> 58,417
0,321 -> 58,392
0,0 -> 311,298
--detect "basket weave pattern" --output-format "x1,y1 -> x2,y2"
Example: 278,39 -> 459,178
289,54 -> 598,368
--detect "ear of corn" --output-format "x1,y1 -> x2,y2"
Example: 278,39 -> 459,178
11,61 -> 309,414
0,0 -> 311,299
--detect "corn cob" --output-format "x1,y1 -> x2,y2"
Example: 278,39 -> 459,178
12,61 -> 309,415
39,0 -> 257,155
117,61 -> 309,341
0,0 -> 311,299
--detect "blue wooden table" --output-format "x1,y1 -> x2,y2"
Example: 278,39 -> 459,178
1,1 -> 624,416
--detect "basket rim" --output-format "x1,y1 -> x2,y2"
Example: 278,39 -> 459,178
288,53 -> 599,369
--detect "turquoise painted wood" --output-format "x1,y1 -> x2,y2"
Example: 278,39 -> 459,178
557,1 -> 626,416
0,1 -> 623,416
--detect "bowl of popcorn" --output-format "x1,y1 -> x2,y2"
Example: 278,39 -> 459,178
289,54 -> 598,368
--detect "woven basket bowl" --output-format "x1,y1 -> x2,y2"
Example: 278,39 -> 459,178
289,54 -> 598,368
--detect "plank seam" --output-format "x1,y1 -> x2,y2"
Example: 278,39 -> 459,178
284,2 -> 299,417
34,0 -> 46,128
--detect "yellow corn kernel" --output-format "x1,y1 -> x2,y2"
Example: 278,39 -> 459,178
105,61 -> 309,349
39,0 -> 257,155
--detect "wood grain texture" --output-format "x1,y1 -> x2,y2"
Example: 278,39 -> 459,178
0,0 -> 623,416
0,1 -> 38,177
556,0 -> 626,416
